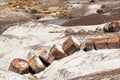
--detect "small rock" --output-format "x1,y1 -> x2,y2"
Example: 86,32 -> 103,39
96,9 -> 104,13
95,27 -> 104,33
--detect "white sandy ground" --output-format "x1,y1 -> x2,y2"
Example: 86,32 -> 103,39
0,21 -> 119,80
0,21 -> 106,70
0,68 -> 29,80
35,49 -> 120,80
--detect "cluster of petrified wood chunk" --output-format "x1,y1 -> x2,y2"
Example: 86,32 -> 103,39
9,36 -> 80,74
9,21 -> 120,74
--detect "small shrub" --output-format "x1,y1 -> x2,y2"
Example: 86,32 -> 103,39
30,9 -> 38,14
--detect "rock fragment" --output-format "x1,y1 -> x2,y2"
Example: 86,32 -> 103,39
95,27 -> 104,33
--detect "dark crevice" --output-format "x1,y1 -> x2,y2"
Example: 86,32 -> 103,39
39,57 -> 50,67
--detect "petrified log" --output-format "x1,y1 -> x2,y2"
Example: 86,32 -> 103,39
112,21 -> 120,32
9,58 -> 30,74
94,37 -> 108,50
39,50 -> 55,64
29,56 -> 46,73
50,44 -> 67,59
107,36 -> 120,49
103,21 -> 120,32
62,36 -> 80,55
85,38 -> 94,51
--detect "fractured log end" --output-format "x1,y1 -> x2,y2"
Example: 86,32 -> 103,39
85,38 -> 94,51
62,36 -> 80,55
9,58 -> 30,74
39,50 -> 55,64
50,44 -> 67,60
103,21 -> 120,32
29,56 -> 46,74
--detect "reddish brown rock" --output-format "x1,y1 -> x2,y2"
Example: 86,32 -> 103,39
39,50 -> 55,64
94,37 -> 108,50
29,56 -> 46,73
107,36 -> 120,49
85,38 -> 94,51
96,9 -> 104,14
62,36 -> 80,55
50,44 -> 67,59
9,58 -> 30,74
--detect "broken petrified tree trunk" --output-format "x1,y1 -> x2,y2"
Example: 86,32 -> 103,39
94,37 -> 108,50
29,56 -> 46,74
107,36 -> 120,49
62,36 -> 80,55
84,38 -> 94,51
50,44 -> 67,60
103,21 -> 120,32
39,49 -> 55,64
9,58 -> 30,74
